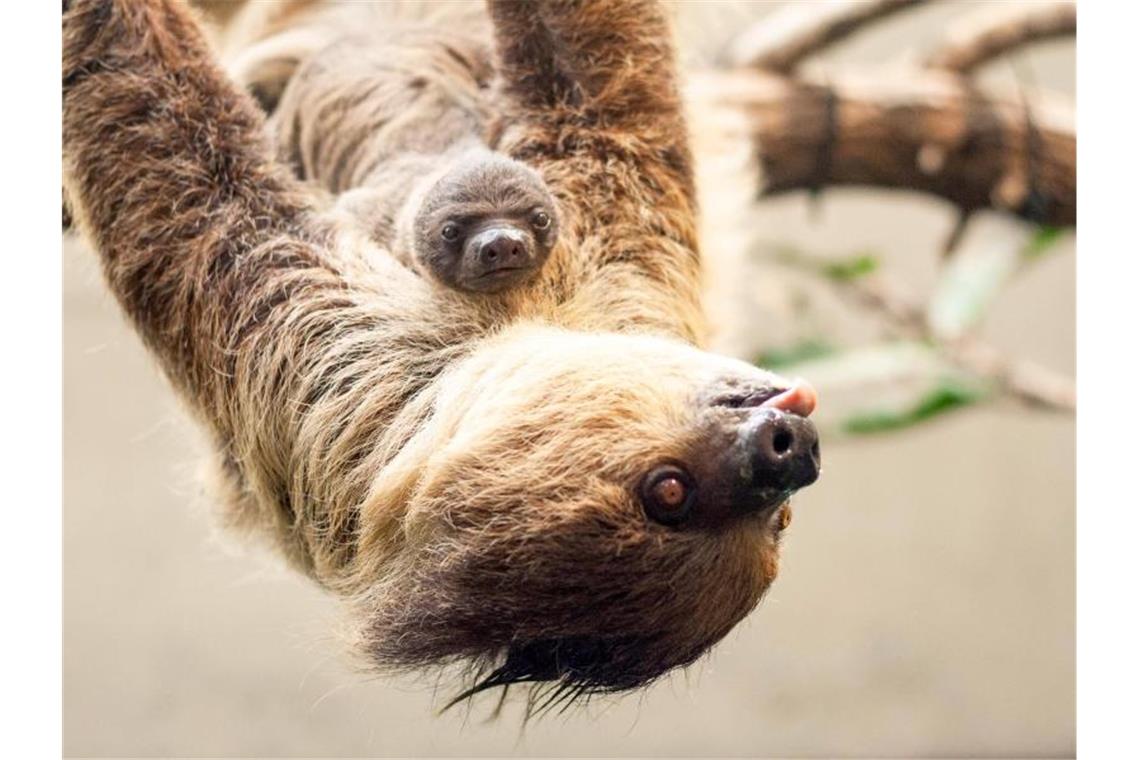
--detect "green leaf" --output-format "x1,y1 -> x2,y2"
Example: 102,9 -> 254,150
822,252 -> 879,281
1022,225 -> 1065,259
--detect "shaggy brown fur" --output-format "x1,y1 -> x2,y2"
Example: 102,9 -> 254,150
268,24 -> 494,195
269,33 -> 559,294
229,0 -> 705,340
63,0 -> 820,707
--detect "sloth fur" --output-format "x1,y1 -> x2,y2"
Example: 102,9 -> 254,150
62,0 -> 818,707
267,27 -> 559,294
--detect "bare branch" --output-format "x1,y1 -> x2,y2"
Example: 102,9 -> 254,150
688,69 -> 1076,226
949,339 -> 1075,412
726,0 -> 926,72
840,271 -> 1074,412
760,244 -> 1075,413
925,2 -> 1076,75
939,209 -> 972,259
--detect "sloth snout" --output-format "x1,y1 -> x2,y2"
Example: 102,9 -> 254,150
700,376 -> 822,517
473,228 -> 530,275
714,407 -> 820,518
749,410 -> 821,493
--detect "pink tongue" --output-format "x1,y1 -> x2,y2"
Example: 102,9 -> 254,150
761,379 -> 818,417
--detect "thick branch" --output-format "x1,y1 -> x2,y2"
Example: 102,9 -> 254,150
727,0 -> 926,72
925,2 -> 1076,74
688,70 -> 1075,226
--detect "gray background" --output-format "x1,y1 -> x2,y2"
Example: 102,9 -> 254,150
64,2 -> 1074,756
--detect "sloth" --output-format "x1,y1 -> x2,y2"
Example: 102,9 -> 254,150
270,32 -> 559,294
62,0 -> 821,709
338,149 -> 559,294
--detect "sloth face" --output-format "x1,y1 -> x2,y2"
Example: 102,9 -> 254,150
413,151 -> 559,293
359,327 -> 820,705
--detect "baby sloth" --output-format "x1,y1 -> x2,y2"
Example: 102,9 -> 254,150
394,149 -> 559,294
264,28 -> 558,295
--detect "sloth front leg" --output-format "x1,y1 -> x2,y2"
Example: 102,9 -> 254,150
62,0 -> 479,578
485,0 -> 685,133
484,0 -> 704,343
63,0 -> 323,395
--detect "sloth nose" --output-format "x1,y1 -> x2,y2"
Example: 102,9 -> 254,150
749,409 -> 820,493
717,408 -> 820,517
701,378 -> 822,518
478,231 -> 527,272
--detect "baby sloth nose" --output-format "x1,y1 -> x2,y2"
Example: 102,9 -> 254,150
749,409 -> 820,494
478,230 -> 528,273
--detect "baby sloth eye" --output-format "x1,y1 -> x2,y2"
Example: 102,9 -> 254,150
531,210 -> 551,230
440,222 -> 460,242
640,465 -> 696,526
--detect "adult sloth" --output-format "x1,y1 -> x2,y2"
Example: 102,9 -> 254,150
62,0 -> 820,706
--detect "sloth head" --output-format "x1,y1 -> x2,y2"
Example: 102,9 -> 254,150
353,327 -> 820,707
410,149 -> 559,294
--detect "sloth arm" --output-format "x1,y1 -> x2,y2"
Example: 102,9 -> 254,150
62,0 -> 482,576
486,0 -> 704,342
486,0 -> 683,132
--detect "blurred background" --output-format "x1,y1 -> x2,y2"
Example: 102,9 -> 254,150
64,1 -> 1074,756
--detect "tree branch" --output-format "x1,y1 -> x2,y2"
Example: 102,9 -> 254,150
924,2 -> 1077,75
726,0 -> 926,72
760,244 -> 1075,413
949,339 -> 1075,412
688,69 -> 1075,226
848,274 -> 1074,411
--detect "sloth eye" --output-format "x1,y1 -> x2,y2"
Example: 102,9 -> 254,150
440,223 -> 460,242
532,211 -> 551,230
640,465 -> 695,526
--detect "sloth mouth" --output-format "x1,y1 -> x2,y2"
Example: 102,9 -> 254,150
445,635 -> 664,715
477,265 -> 529,279
712,387 -> 783,409
711,380 -> 818,418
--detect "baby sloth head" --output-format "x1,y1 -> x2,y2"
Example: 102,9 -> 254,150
412,150 -> 559,294
353,327 -> 821,710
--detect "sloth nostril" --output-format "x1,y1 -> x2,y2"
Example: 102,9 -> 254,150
479,236 -> 529,270
772,428 -> 793,455
741,411 -> 821,504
